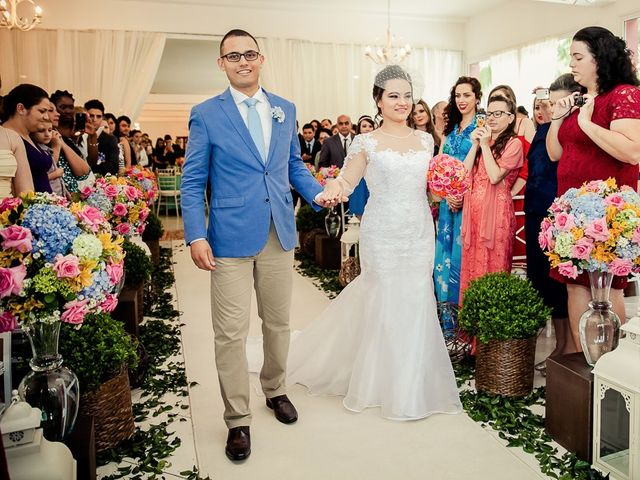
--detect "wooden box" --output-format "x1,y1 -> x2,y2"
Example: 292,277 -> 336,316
112,283 -> 144,337
314,234 -> 341,270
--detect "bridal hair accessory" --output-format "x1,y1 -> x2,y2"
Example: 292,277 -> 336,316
271,106 -> 285,123
373,64 -> 423,103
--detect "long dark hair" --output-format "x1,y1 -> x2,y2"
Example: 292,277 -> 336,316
444,76 -> 482,136
409,99 -> 435,136
1,83 -> 49,122
484,94 -> 517,160
573,26 -> 639,93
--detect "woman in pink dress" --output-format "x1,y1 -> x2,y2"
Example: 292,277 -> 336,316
459,94 -> 524,295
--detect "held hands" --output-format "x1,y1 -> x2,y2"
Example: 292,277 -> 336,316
190,240 -> 216,271
315,179 -> 348,208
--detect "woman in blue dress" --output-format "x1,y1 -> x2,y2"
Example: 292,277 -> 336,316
434,77 -> 482,335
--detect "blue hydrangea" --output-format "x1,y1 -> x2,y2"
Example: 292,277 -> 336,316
86,191 -> 113,214
570,192 -> 605,225
22,204 -> 81,262
80,267 -> 110,301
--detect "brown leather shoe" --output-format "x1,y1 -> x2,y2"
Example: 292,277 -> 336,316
266,395 -> 298,424
225,426 -> 251,461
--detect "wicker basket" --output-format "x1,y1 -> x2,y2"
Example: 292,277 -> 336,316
80,366 -> 135,451
475,337 -> 537,397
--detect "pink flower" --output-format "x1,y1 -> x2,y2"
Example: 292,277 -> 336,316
124,186 -> 140,201
604,194 -> 625,209
609,258 -> 633,277
538,226 -> 555,250
0,225 -> 33,253
0,197 -> 21,212
585,218 -> 610,242
113,203 -> 128,217
632,226 -> 640,245
61,299 -> 89,325
558,261 -> 578,279
0,312 -> 18,333
53,254 -> 81,278
76,206 -> 106,232
136,224 -> 146,235
106,260 -> 124,285
549,202 -> 564,214
0,264 -> 26,298
79,186 -> 93,199
103,184 -> 119,199
116,223 -> 131,235
139,208 -> 150,222
571,237 -> 594,260
555,212 -> 576,232
100,294 -> 118,312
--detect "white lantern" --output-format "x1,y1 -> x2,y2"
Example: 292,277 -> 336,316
592,316 -> 640,479
340,215 -> 360,264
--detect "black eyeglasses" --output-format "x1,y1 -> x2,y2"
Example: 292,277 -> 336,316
485,110 -> 513,119
220,50 -> 260,62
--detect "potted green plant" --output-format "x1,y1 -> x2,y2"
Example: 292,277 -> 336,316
458,272 -> 551,397
141,211 -> 164,264
296,204 -> 326,257
59,312 -> 138,451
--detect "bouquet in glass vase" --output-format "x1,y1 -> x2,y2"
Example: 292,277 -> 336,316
80,174 -> 150,237
426,153 -> 470,201
539,177 -> 640,365
124,166 -> 159,207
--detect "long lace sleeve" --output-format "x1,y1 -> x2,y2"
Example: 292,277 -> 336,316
325,134 -> 369,196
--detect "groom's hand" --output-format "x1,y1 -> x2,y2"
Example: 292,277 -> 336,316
190,240 -> 216,271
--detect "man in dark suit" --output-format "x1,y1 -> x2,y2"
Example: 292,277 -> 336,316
298,123 -> 321,165
318,114 -> 354,168
83,99 -> 119,175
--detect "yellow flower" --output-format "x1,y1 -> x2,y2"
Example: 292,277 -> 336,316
69,202 -> 83,215
546,252 -> 561,268
592,244 -> 615,263
605,177 -> 617,190
605,206 -> 617,222
571,228 -> 584,241
75,258 -> 98,288
9,297 -> 44,317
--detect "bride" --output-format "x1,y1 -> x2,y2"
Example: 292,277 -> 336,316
285,65 -> 462,420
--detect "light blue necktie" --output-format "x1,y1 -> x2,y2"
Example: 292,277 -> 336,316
243,97 -> 266,162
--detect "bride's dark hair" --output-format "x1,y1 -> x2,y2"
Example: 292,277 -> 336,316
372,65 -> 413,123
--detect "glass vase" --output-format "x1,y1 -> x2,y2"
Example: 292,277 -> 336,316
18,322 -> 80,441
578,270 -> 621,366
324,207 -> 341,238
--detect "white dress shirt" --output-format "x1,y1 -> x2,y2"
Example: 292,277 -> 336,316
338,133 -> 352,153
229,85 -> 272,157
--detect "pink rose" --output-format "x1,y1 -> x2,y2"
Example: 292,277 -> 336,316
538,227 -> 555,251
124,186 -> 140,201
555,212 -> 576,232
632,226 -> 640,245
104,184 -> 119,199
113,203 -> 128,217
585,218 -> 610,242
549,202 -> 564,214
100,294 -> 118,313
106,260 -> 124,285
53,254 -> 81,278
0,264 -> 26,298
604,194 -> 625,209
0,312 -> 18,333
116,223 -> 131,235
0,197 -> 21,212
61,299 -> 89,325
0,225 -> 33,253
557,261 -> 578,279
136,224 -> 146,235
571,237 -> 594,260
139,208 -> 150,222
76,206 -> 105,232
609,258 -> 633,277
79,186 -> 93,199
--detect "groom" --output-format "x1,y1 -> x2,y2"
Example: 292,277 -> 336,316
181,29 -> 327,461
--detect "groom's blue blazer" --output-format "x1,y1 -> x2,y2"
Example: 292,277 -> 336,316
181,87 -> 323,258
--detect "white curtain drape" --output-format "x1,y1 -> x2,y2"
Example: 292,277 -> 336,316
0,29 -> 166,120
519,38 -> 559,106
489,49 -> 520,104
260,37 -> 463,124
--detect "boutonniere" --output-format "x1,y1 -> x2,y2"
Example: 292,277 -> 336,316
271,106 -> 285,123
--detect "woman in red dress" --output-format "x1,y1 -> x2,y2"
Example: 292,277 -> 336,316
459,94 -> 524,294
546,26 -> 640,353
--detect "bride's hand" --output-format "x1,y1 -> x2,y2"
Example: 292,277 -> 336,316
315,179 -> 348,207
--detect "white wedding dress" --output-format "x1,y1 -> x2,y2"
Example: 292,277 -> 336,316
285,130 -> 462,420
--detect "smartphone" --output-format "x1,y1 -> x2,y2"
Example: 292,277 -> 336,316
535,88 -> 550,101
74,112 -> 87,132
475,109 -> 486,128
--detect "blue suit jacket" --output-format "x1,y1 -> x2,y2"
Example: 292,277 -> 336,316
181,87 -> 323,257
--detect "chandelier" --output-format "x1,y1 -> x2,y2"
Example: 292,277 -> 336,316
0,0 -> 43,31
364,0 -> 412,64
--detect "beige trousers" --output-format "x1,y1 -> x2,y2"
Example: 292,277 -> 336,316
210,225 -> 294,428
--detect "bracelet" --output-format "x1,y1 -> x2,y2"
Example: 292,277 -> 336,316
88,143 -> 99,147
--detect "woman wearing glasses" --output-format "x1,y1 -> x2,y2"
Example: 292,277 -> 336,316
459,95 -> 524,295
546,26 -> 640,352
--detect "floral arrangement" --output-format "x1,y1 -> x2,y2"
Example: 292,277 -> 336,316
305,164 -> 341,187
81,174 -> 150,237
0,192 -> 125,332
539,178 -> 640,279
271,106 -> 285,123
426,153 -> 470,201
125,167 -> 159,207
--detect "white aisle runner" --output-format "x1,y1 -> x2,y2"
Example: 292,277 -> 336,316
173,241 -> 549,480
